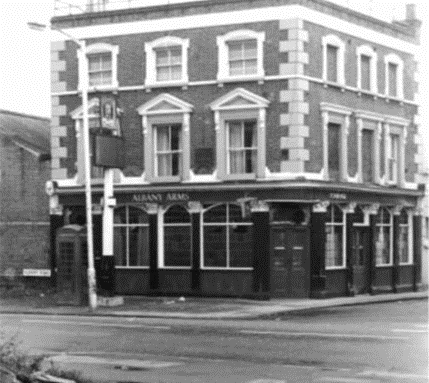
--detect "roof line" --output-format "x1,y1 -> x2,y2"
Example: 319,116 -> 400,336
0,109 -> 50,123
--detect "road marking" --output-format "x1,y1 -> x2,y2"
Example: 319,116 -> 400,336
247,380 -> 286,383
240,330 -> 409,340
391,329 -> 429,333
22,319 -> 170,330
359,370 -> 429,380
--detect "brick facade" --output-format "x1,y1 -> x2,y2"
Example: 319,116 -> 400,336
0,111 -> 51,285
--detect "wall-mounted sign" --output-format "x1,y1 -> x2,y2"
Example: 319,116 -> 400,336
23,269 -> 51,277
329,193 -> 347,200
132,193 -> 190,203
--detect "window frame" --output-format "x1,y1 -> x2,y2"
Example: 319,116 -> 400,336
217,29 -> 265,83
153,123 -> 183,178
356,45 -> 378,94
137,93 -> 194,183
210,88 -> 269,181
201,203 -> 254,270
388,133 -> 400,184
322,34 -> 345,86
398,209 -> 413,265
144,36 -> 189,88
226,119 -> 258,175
375,207 -> 393,267
114,205 -> 150,269
325,204 -> 347,270
78,43 -> 119,92
158,204 -> 192,269
384,53 -> 404,99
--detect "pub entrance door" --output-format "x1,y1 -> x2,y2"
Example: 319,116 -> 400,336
352,227 -> 371,294
271,226 -> 310,298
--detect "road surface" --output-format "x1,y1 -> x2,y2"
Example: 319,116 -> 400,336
1,300 -> 427,382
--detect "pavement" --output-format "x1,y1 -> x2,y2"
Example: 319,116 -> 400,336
0,289 -> 427,319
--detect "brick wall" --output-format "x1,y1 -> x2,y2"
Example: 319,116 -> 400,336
0,137 -> 51,277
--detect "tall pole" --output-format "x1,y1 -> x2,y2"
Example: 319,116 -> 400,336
80,40 -> 98,310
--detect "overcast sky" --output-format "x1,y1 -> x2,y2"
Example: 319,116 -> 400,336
0,0 -> 427,166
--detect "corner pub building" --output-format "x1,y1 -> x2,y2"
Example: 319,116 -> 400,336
48,0 -> 424,299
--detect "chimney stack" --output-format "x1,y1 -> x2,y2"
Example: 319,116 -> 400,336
406,4 -> 417,21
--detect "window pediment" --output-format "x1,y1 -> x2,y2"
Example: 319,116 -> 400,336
137,94 -> 193,116
210,88 -> 269,111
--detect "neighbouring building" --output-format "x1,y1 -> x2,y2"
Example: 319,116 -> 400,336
48,0 -> 425,299
0,110 -> 51,287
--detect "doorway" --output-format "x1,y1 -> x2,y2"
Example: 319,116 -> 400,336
271,227 -> 310,298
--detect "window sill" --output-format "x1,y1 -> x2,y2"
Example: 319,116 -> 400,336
145,80 -> 189,90
84,84 -> 119,93
375,264 -> 393,268
357,89 -> 378,99
398,262 -> 413,266
322,81 -> 345,91
115,266 -> 150,269
217,75 -> 265,86
223,173 -> 256,181
325,266 -> 347,271
160,266 -> 192,270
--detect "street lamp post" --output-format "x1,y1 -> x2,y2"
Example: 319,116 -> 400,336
28,22 -> 98,310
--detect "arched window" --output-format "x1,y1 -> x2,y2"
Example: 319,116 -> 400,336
325,205 -> 346,269
162,205 -> 192,267
114,206 -> 149,267
375,207 -> 392,266
202,203 -> 253,269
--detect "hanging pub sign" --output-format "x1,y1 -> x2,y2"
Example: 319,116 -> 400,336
97,94 -> 122,135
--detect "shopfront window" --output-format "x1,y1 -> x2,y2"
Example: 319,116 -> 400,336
202,203 -> 253,269
114,206 -> 149,267
325,205 -> 346,269
375,207 -> 392,266
163,205 -> 192,267
399,209 -> 412,265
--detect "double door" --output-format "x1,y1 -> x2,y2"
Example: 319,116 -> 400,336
271,227 -> 310,298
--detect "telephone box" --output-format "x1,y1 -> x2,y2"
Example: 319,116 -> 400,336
55,225 -> 89,305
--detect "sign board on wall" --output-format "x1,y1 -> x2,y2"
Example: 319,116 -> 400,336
23,269 -> 51,277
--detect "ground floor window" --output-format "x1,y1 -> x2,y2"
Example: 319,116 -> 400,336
202,203 -> 253,268
114,206 -> 149,267
399,209 -> 412,265
325,205 -> 346,269
375,207 -> 392,266
163,204 -> 192,267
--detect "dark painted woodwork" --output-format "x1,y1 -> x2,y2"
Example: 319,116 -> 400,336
310,212 -> 327,298
252,211 -> 270,296
115,269 -> 150,294
50,215 -> 64,287
346,214 -> 354,296
369,214 -> 377,294
392,214 -> 400,292
413,215 -> 422,291
270,227 -> 310,298
373,267 -> 394,293
149,213 -> 159,291
191,213 -> 201,291
397,266 -> 414,292
158,270 -> 192,293
351,227 -> 371,294
200,270 -> 253,296
325,269 -> 348,297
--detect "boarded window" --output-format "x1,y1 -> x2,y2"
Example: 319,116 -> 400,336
360,55 -> 371,91
328,123 -> 341,181
327,45 -> 338,82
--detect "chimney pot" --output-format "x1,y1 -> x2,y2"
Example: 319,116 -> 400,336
406,4 -> 416,20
